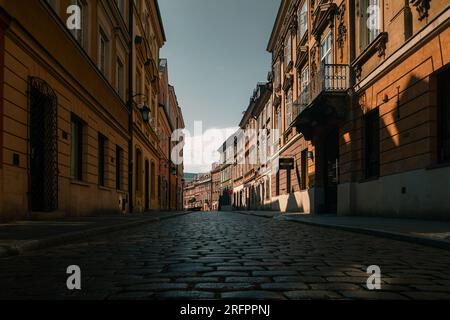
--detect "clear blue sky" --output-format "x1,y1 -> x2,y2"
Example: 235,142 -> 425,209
159,0 -> 280,133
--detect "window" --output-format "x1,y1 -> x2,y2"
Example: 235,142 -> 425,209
275,171 -> 280,196
321,33 -> 333,88
285,88 -> 293,127
284,35 -> 292,69
117,0 -> 125,16
276,107 -> 281,143
70,115 -> 84,181
438,68 -> 450,163
364,109 -> 380,178
151,162 -> 156,199
116,58 -> 124,99
298,1 -> 308,40
301,149 -> 308,190
136,69 -> 142,93
46,0 -> 59,12
116,146 -> 123,190
99,29 -> 109,76
274,60 -> 281,89
70,0 -> 87,48
359,0 -> 381,49
300,66 -> 309,93
98,133 -> 106,186
135,149 -> 142,192
321,33 -> 333,65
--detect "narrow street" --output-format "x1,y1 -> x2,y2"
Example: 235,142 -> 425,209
1,212 -> 450,300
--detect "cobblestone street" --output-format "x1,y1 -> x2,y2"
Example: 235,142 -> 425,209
1,212 -> 450,300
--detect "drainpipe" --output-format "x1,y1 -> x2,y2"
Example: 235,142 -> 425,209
127,0 -> 134,213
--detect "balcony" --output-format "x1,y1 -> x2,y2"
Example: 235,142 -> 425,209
292,63 -> 350,140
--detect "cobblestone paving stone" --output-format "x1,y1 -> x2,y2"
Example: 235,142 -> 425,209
1,212 -> 450,300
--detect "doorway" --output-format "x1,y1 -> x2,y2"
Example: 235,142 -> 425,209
324,128 -> 339,213
29,77 -> 58,212
145,160 -> 150,210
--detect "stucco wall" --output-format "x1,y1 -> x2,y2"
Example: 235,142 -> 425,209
338,166 -> 450,220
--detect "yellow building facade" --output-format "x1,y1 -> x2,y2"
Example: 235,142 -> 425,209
0,0 -> 131,222
0,0 -> 169,221
129,0 -> 165,213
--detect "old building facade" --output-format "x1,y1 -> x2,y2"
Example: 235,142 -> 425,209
217,137 -> 234,211
130,0 -> 165,213
339,0 -> 450,218
267,0 -> 450,218
210,162 -> 221,211
0,0 -> 132,221
0,0 -> 185,222
183,173 -> 212,211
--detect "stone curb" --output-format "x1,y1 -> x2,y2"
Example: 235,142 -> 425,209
0,211 -> 193,259
234,210 -> 450,251
233,211 -> 278,219
280,216 -> 450,251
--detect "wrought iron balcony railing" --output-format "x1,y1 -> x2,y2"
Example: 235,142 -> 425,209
292,63 -> 349,122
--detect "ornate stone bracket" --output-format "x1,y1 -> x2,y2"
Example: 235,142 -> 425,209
283,74 -> 294,91
354,65 -> 362,81
410,0 -> 431,21
375,36 -> 387,57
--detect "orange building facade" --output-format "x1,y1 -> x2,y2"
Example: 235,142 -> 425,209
223,0 -> 450,219
0,0 -> 131,221
339,0 -> 450,218
0,0 -> 184,222
267,0 -> 450,218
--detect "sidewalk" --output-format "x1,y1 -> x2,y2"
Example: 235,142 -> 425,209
0,211 -> 191,258
235,210 -> 450,250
